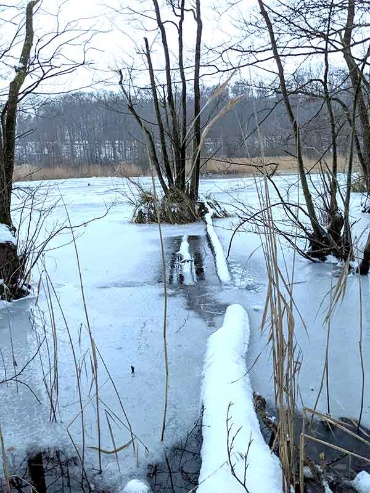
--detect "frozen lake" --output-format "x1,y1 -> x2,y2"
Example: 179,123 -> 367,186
1,175 -> 369,490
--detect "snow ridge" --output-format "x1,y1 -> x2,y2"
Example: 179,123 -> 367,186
198,304 -> 282,493
203,202 -> 231,283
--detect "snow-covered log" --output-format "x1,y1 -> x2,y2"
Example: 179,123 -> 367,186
198,304 -> 282,493
203,202 -> 231,283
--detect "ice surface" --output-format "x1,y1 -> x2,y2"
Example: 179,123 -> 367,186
0,300 -> 70,465
207,176 -> 370,428
1,178 -> 215,487
198,304 -> 282,493
0,175 -> 369,491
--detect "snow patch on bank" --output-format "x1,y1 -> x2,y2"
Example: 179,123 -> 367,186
198,304 -> 282,493
203,203 -> 231,283
0,223 -> 16,244
350,471 -> 370,492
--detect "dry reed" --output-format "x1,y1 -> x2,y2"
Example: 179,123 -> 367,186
12,154 -> 359,183
13,163 -> 148,182
202,155 -> 359,176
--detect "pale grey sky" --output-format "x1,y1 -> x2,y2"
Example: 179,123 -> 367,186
5,0 -> 359,98
3,0 -> 257,94
39,0 -> 250,91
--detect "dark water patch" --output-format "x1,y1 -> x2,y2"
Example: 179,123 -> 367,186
300,416 -> 370,491
167,235 -> 207,286
0,449 -> 95,492
164,235 -> 228,326
256,398 -> 370,492
147,418 -> 202,492
193,251 -> 205,281
182,285 -> 228,327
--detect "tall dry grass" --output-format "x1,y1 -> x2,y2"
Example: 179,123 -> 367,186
256,161 -> 370,491
257,168 -> 300,492
202,155 -> 359,176
13,163 -> 148,182
13,154 -> 359,183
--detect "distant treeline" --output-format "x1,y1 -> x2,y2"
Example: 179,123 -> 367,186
15,81 -> 353,170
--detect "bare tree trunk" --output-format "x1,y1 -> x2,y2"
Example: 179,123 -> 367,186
359,231 -> 370,275
258,0 -> 325,250
342,0 -> 370,191
118,70 -> 168,195
0,0 -> 40,298
152,0 -> 182,191
323,1 -> 338,215
190,0 -> 202,202
178,0 -> 187,193
0,0 -> 40,227
144,37 -> 174,189
120,0 -> 204,217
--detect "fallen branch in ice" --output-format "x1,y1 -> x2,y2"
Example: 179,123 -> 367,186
88,438 -> 133,454
177,234 -> 195,285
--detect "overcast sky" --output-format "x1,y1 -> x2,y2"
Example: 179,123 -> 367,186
0,0 -> 258,96
29,0 -> 249,92
6,0 -> 357,98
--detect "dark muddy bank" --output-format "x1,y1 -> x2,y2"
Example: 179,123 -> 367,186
298,416 -> 370,492
256,398 -> 370,492
3,409 -> 368,492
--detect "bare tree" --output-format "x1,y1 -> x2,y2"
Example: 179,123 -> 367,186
0,1 -> 91,299
341,0 -> 370,192
118,0 -> 204,221
0,1 -> 41,227
236,0 -> 370,261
